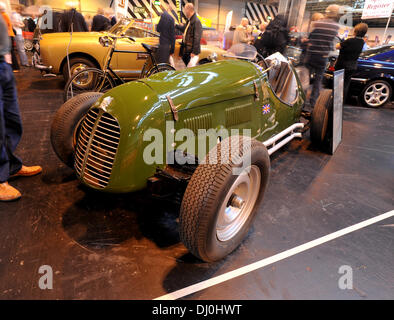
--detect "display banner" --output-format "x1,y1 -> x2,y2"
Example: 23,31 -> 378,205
225,10 -> 233,32
127,0 -> 181,22
331,70 -> 344,155
361,0 -> 394,19
245,2 -> 278,24
176,0 -> 181,23
115,0 -> 129,18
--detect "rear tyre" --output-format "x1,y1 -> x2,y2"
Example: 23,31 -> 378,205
179,136 -> 270,262
310,89 -> 333,148
24,39 -> 33,52
62,56 -> 96,82
51,92 -> 103,167
64,68 -> 115,102
146,63 -> 175,78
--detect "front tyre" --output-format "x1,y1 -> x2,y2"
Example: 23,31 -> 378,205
51,92 -> 103,167
179,136 -> 270,262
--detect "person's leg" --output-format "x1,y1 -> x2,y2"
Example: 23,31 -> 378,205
182,53 -> 191,68
303,64 -> 315,111
1,62 -> 23,177
157,43 -> 170,64
0,75 -> 9,183
343,69 -> 353,102
310,66 -> 324,108
10,37 -> 20,71
15,35 -> 29,66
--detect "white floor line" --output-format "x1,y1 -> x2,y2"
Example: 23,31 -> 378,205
154,210 -> 394,300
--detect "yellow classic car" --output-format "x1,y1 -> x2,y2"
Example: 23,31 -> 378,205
37,18 -> 227,80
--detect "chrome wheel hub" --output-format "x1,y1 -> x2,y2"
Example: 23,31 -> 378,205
216,165 -> 261,242
364,82 -> 390,107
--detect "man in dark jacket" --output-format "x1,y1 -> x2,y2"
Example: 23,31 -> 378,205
175,3 -> 202,67
157,3 -> 175,64
61,7 -> 88,32
0,15 -> 42,201
259,14 -> 289,57
91,8 -> 110,32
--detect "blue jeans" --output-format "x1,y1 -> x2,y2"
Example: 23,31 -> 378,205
306,64 -> 325,108
0,62 -> 23,183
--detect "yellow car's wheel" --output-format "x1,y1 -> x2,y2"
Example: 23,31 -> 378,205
63,57 -> 97,82
64,68 -> 115,102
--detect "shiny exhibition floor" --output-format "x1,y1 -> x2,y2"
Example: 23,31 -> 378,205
0,69 -> 393,300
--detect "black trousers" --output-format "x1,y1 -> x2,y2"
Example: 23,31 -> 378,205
0,62 -> 23,183
10,37 -> 20,71
182,53 -> 191,67
343,69 -> 354,101
157,43 -> 172,64
306,63 -> 326,107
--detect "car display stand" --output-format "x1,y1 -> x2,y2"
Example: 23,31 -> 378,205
331,69 -> 344,155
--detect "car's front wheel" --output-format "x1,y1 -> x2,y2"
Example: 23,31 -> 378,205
360,79 -> 392,108
179,136 -> 270,262
51,92 -> 103,167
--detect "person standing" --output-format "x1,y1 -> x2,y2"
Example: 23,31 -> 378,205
335,23 -> 368,101
253,22 -> 268,56
11,4 -> 29,67
156,3 -> 175,64
304,5 -> 340,110
233,18 -> 251,45
0,15 -> 42,202
91,8 -> 110,32
259,14 -> 289,57
61,5 -> 88,33
0,2 -> 19,72
104,8 -> 116,27
176,3 -> 202,68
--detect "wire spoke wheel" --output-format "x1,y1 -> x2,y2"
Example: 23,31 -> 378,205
64,68 -> 114,102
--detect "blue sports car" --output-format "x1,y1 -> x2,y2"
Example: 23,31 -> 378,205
325,44 -> 394,108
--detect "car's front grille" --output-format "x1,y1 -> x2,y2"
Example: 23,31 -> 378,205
75,108 -> 120,189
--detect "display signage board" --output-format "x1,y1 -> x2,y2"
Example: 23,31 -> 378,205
361,0 -> 394,19
331,69 -> 344,155
115,0 -> 129,18
225,10 -> 233,32
135,6 -> 146,15
176,0 -> 181,22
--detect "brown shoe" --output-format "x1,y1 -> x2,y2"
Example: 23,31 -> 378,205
0,182 -> 21,202
11,165 -> 42,178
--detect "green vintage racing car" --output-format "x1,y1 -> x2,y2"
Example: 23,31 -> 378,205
51,49 -> 333,262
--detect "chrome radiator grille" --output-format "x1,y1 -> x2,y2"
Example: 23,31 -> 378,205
75,108 -> 120,189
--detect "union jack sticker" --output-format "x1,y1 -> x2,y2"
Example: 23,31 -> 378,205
262,104 -> 271,115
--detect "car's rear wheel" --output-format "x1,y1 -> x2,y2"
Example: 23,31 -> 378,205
24,39 -> 33,52
64,68 -> 115,102
51,92 -> 103,167
179,136 -> 270,262
310,89 -> 333,149
360,80 -> 392,108
62,57 -> 97,82
146,63 -> 175,78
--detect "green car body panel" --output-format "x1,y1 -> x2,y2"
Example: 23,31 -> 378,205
77,59 -> 305,193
